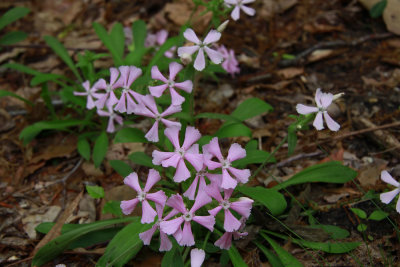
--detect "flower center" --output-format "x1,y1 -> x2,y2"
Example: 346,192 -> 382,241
176,147 -> 185,157
222,159 -> 231,169
122,86 -> 130,93
183,211 -> 193,222
167,80 -> 175,87
137,191 -> 146,202
197,169 -> 206,177
221,200 -> 231,210
106,84 -> 112,93
155,114 -> 162,121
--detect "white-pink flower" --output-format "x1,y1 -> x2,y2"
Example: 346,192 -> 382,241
380,170 -> 400,213
160,193 -> 215,246
296,88 -> 340,131
97,104 -> 123,133
114,66 -> 144,114
191,248 -> 205,267
217,45 -> 240,77
207,185 -> 253,232
73,80 -> 101,110
139,203 -> 179,251
177,28 -> 223,71
120,169 -> 167,224
203,137 -> 250,189
225,0 -> 256,21
152,126 -> 203,182
94,67 -> 123,109
149,62 -> 193,105
135,95 -> 182,142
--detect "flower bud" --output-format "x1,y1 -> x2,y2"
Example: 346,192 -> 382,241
333,92 -> 344,101
217,20 -> 229,32
180,53 -> 192,65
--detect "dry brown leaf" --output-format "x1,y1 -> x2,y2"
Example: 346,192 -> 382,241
22,206 -> 62,240
307,49 -> 334,62
383,0 -> 400,35
304,22 -> 344,33
32,191 -> 83,255
263,80 -> 292,90
276,67 -> 304,79
82,162 -> 104,177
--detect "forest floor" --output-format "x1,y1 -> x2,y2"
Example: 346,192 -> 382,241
0,0 -> 400,266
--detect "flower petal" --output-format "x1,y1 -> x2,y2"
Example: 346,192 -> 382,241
214,232 -> 232,250
193,215 -> 215,232
381,170 -> 400,187
124,172 -> 141,192
204,137 -> 224,161
151,65 -> 168,83
221,169 -> 238,189
320,92 -> 333,109
183,28 -> 201,44
160,216 -> 184,235
205,184 -> 223,202
182,127 -> 202,150
144,169 -> 161,192
208,206 -> 222,217
177,45 -> 200,57
152,151 -> 175,165
380,188 -> 400,204
147,190 -> 167,206
162,153 -> 182,168
224,209 -> 241,232
204,47 -> 223,64
323,112 -> 340,131
228,167 -> 250,184
120,198 -> 139,215
240,5 -> 255,16
227,143 -> 246,162
174,159 -> 191,182
179,221 -> 195,246
149,84 -> 169,98
145,121 -> 160,142
185,153 -> 204,172
190,248 -> 205,267
230,197 -> 253,218
296,104 -> 318,115
231,6 -> 240,20
203,30 -> 221,45
159,231 -> 173,251
169,62 -> 183,80
174,80 -> 193,93
166,194 -> 187,213
183,175 -> 199,200
141,200 -> 157,224
194,48 -> 206,71
139,225 -> 157,245
165,126 -> 181,149
313,112 -> 324,130
170,88 -> 185,105
191,192 -> 212,213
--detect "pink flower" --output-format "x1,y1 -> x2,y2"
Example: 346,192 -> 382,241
207,185 -> 253,232
114,66 -> 144,114
120,169 -> 167,224
152,126 -> 203,182
94,67 -> 123,109
145,30 -> 176,58
135,95 -> 182,142
224,0 -> 256,21
177,28 -> 223,71
217,45 -> 240,77
97,104 -> 123,133
183,162 -> 222,200
149,62 -> 193,105
160,193 -> 215,246
191,248 -> 205,267
203,137 -> 250,189
380,170 -> 400,213
296,88 -> 340,131
214,217 -> 248,250
139,203 -> 179,251
73,81 -> 102,110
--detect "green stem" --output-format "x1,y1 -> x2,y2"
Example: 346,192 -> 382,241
202,231 -> 211,250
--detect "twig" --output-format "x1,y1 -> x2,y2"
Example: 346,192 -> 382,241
278,32 -> 394,67
276,151 -> 323,168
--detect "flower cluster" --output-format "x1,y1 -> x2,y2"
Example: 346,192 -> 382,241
121,126 -> 253,251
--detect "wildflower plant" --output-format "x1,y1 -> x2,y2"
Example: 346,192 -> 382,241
5,1 -> 364,266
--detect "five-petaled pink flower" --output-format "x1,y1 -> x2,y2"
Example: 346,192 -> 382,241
191,248 -> 205,267
296,88 -> 340,131
135,95 -> 182,142
203,137 -> 250,189
217,45 -> 240,77
380,170 -> 400,213
152,126 -> 203,182
114,66 -> 144,114
120,169 -> 167,224
224,0 -> 256,21
94,67 -> 122,109
214,217 -> 248,250
160,193 -> 215,246
149,62 -> 193,105
177,28 -> 223,71
97,104 -> 123,133
139,203 -> 179,251
207,185 -> 253,232
74,80 -> 101,110
184,162 -> 222,200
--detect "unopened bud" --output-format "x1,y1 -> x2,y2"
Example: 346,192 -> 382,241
333,92 -> 344,101
217,20 -> 229,32
180,53 -> 192,65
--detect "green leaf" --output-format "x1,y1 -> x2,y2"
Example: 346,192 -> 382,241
77,138 -> 91,161
32,217 -> 138,266
124,20 -> 147,66
114,128 -> 147,143
228,244 -> 247,267
128,152 -> 161,171
350,208 -> 367,219
40,83 -> 56,119
368,210 -> 388,221
272,161 -> 357,190
97,219 -> 151,267
236,186 -> 287,216
93,131 -> 108,168
370,0 -> 387,18
233,149 -> 275,168
43,35 -> 82,82
86,185 -> 105,199
0,31 -> 27,45
260,233 -> 303,267
19,119 -> 85,145
161,243 -> 184,267
263,230 -> 361,254
0,89 -> 33,106
231,98 -> 273,121
2,62 -> 41,76
309,225 -> 349,240
109,160 -> 133,177
0,7 -> 30,31
31,73 -> 66,86
287,127 -> 297,156
110,22 -> 125,62
254,241 -> 284,267
357,223 -> 367,232
147,36 -> 182,70
102,200 -> 123,217
93,22 -> 124,66
216,123 -> 252,138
